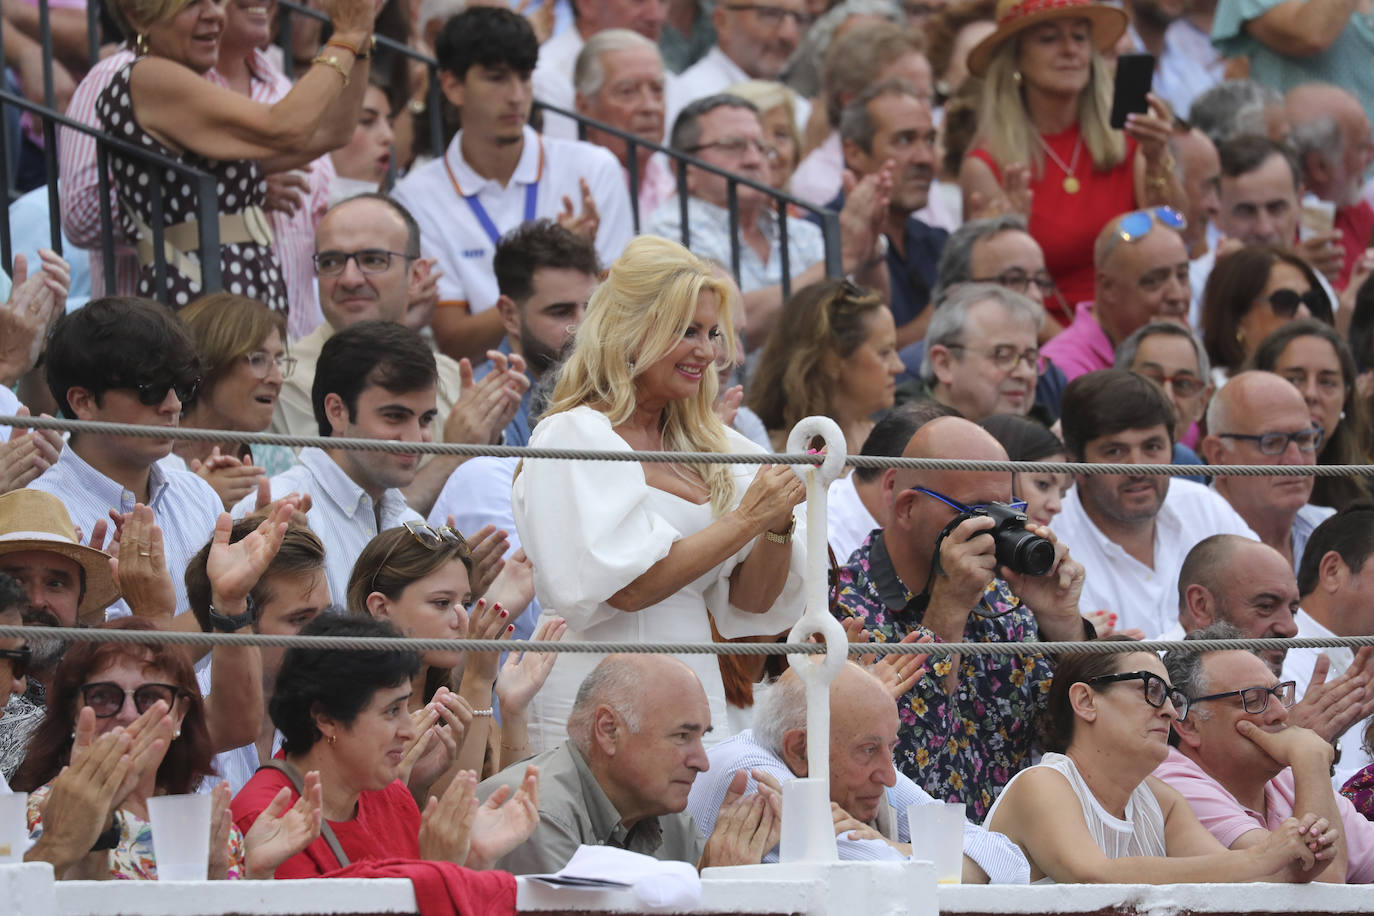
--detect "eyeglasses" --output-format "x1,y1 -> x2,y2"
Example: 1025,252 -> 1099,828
1266,288 -> 1325,318
1217,427 -> 1325,455
724,3 -> 813,27
943,342 -> 1043,373
908,486 -> 1027,516
687,137 -> 781,164
973,269 -> 1056,295
0,645 -> 30,680
1087,670 -> 1189,720
1136,370 -> 1205,398
80,682 -> 183,718
1190,680 -> 1296,716
313,249 -> 413,276
1117,206 -> 1187,242
121,374 -> 201,406
245,350 -> 298,380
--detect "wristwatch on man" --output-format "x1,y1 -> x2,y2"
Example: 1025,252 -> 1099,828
207,595 -> 256,633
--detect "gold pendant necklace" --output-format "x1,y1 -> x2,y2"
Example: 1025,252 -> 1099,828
1038,133 -> 1083,195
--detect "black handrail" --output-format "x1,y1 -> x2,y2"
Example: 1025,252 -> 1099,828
0,89 -> 223,297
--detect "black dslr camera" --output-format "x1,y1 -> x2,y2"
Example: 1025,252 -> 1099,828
960,502 -> 1055,576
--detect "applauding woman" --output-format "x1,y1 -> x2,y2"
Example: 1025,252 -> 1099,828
97,0 -> 378,309
513,236 -> 808,752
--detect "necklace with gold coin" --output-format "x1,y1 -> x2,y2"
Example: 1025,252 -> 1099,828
1038,133 -> 1083,194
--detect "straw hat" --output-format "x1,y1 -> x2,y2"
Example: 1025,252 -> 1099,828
966,0 -> 1128,78
0,490 -> 119,625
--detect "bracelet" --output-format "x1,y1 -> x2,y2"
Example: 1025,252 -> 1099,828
325,36 -> 361,56
312,53 -> 350,87
471,707 -> 495,718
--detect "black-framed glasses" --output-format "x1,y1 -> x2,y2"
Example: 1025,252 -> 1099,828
1136,370 -> 1205,398
125,374 -> 201,406
80,682 -> 182,718
724,3 -> 813,27
1266,288 -> 1325,318
1087,670 -> 1189,721
313,249 -> 414,276
1217,427 -> 1324,455
1191,681 -> 1296,716
942,342 -> 1044,373
972,268 -> 1056,296
908,486 -> 1028,517
1117,206 -> 1187,242
0,645 -> 30,680
686,136 -> 780,164
245,350 -> 298,380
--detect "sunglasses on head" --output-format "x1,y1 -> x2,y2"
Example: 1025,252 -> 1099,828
1117,206 -> 1187,242
80,681 -> 182,718
1266,288 -> 1324,318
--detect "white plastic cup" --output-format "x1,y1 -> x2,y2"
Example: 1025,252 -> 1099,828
0,792 -> 28,864
147,793 -> 213,881
907,801 -> 964,884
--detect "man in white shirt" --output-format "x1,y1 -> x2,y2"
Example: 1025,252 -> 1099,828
1051,369 -> 1256,639
392,6 -> 633,363
667,0 -> 811,131
573,29 -> 676,223
688,663 -> 1030,881
234,322 -> 435,604
273,194 -> 528,516
644,94 -> 888,346
535,0 -> 670,139
1199,371 -> 1334,572
1292,509 -> 1374,788
30,298 -> 221,623
1168,534 -> 1373,778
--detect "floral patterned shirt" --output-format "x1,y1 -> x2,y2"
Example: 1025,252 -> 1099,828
27,783 -> 246,880
833,530 -> 1054,823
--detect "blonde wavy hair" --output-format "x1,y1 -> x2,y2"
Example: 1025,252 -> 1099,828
546,236 -> 740,515
976,35 -> 1123,178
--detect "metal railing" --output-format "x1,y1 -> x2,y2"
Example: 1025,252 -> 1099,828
0,89 -> 224,296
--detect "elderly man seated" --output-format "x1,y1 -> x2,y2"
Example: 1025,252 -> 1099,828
687,662 -> 1029,881
1157,625 -> 1374,883
477,653 -> 780,874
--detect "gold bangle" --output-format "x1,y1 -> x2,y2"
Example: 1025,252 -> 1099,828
312,53 -> 350,87
325,36 -> 361,56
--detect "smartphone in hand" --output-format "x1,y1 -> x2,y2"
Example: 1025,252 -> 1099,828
1109,53 -> 1155,130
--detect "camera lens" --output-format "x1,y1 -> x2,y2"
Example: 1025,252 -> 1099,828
995,527 -> 1055,576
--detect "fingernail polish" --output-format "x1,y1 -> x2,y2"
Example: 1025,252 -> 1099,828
507,624 -> 515,632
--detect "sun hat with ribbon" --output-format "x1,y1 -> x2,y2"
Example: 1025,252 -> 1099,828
0,489 -> 119,625
966,0 -> 1128,78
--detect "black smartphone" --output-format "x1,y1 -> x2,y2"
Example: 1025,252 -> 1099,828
1109,53 -> 1155,129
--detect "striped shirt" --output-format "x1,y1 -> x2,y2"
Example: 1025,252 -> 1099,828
28,443 -> 222,620
59,49 -> 332,336
230,447 -> 422,608
687,729 -> 1031,881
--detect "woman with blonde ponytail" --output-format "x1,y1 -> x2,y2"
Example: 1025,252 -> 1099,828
513,236 -> 809,750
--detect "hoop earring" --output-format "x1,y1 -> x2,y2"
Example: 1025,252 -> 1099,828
134,33 -> 149,56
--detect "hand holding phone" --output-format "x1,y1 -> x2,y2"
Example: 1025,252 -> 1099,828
1110,54 -> 1155,130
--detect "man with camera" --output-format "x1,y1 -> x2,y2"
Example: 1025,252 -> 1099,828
1050,370 -> 1256,640
833,416 -> 1090,824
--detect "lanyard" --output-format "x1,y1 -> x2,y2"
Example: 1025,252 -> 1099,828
444,150 -> 539,248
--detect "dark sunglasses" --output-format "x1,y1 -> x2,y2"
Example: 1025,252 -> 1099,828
122,375 -> 201,406
0,645 -> 30,681
1087,670 -> 1190,721
80,681 -> 182,718
1266,288 -> 1324,318
369,520 -> 470,595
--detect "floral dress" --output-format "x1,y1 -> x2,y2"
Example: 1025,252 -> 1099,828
26,783 -> 246,879
95,60 -> 288,312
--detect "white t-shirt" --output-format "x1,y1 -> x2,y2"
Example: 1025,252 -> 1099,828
391,126 -> 633,316
827,473 -> 879,565
1051,479 -> 1258,639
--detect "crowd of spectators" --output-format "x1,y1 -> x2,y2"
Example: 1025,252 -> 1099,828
7,0 -> 1374,904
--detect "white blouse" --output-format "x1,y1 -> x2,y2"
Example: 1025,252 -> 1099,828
512,406 -> 807,752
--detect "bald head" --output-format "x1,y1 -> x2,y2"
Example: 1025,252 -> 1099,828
896,416 -> 1009,496
1205,370 -> 1308,435
1178,534 -> 1251,615
755,662 -> 895,754
567,653 -> 700,749
1286,83 -> 1366,130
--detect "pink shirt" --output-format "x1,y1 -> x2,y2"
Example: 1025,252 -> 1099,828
1041,302 -> 1114,382
1153,747 -> 1374,883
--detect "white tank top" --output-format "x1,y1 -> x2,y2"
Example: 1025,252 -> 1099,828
989,752 -> 1168,874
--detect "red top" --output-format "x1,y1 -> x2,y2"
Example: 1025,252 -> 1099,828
1336,199 -> 1374,290
971,122 -> 1138,327
231,768 -> 421,878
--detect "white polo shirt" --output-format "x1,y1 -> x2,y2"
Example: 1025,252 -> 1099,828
1051,478 -> 1259,639
391,125 -> 632,316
